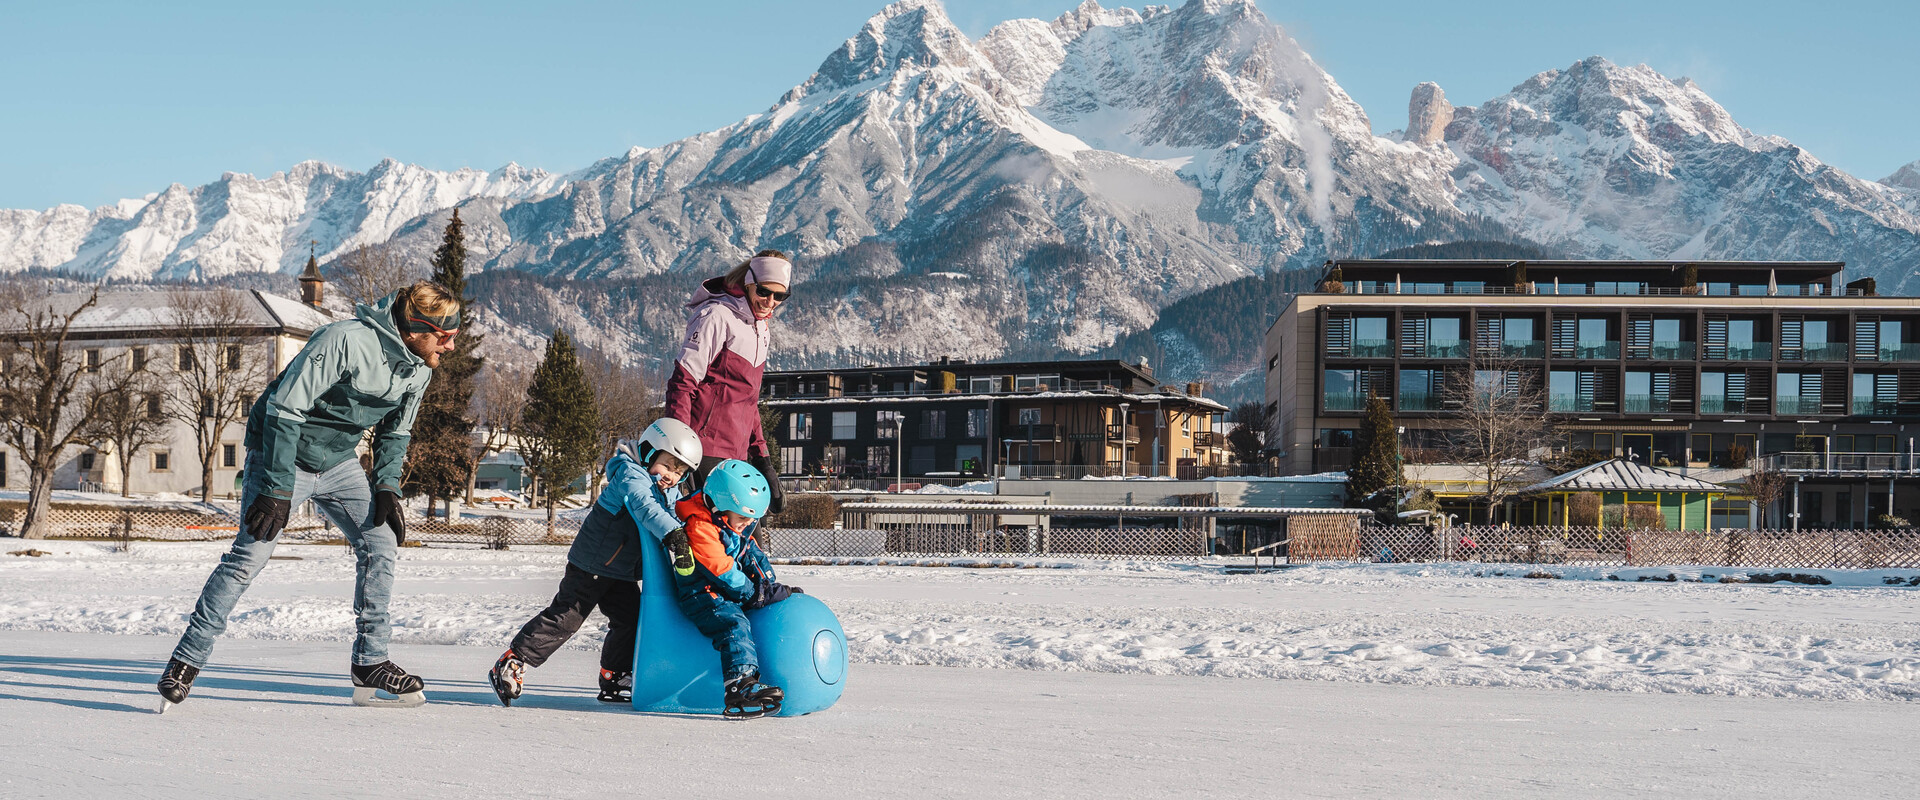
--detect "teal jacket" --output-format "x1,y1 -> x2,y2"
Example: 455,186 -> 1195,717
243,292 -> 432,500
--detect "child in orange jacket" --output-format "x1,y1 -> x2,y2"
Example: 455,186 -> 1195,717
665,459 -> 799,718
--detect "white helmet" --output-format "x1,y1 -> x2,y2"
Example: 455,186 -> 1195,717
633,417 -> 703,473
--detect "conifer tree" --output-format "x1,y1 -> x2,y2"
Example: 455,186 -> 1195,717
404,209 -> 484,516
1345,394 -> 1402,514
519,329 -> 599,534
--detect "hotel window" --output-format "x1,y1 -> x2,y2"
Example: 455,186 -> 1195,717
780,447 -> 805,475
831,412 -> 857,440
966,408 -> 990,438
1017,408 -> 1041,426
788,412 -> 813,441
875,410 -> 902,439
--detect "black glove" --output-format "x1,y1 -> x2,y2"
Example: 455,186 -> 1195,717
746,581 -> 800,610
245,496 -> 291,542
373,491 -> 406,545
749,453 -> 785,516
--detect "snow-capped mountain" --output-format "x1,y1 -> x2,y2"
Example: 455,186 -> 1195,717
5,0 -> 1920,399
0,159 -> 559,280
1439,57 -> 1920,287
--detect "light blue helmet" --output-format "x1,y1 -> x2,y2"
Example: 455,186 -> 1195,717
704,459 -> 771,519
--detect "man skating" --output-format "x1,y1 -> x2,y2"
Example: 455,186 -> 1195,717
157,281 -> 459,711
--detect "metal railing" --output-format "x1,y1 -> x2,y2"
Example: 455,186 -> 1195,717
1555,341 -> 1619,359
1498,340 -> 1546,358
1407,340 -> 1467,359
1623,394 -> 1671,413
1878,344 -> 1920,362
1852,399 -> 1899,416
1398,392 -> 1441,411
1633,341 -> 1696,360
1295,524 -> 1920,569
1324,393 -> 1368,411
1783,343 -> 1849,362
1550,395 -> 1594,412
1699,395 -> 1732,414
1708,343 -> 1773,361
1775,397 -> 1826,415
1760,451 -> 1920,476
1350,339 -> 1393,358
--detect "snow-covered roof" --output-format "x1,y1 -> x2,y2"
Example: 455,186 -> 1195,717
0,287 -> 335,337
1519,459 -> 1727,494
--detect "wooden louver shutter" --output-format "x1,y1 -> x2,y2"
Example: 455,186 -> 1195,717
1326,312 -> 1353,356
1476,315 -> 1501,356
1551,317 -> 1577,358
1401,313 -> 1428,357
1704,316 -> 1729,360
1780,316 -> 1804,360
1856,316 -> 1880,360
1627,314 -> 1653,359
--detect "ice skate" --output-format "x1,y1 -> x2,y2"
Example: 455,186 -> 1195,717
722,671 -> 783,719
488,649 -> 525,707
597,668 -> 632,703
157,658 -> 199,714
350,660 -> 426,708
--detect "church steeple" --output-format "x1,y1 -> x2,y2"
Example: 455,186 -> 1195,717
299,240 -> 326,308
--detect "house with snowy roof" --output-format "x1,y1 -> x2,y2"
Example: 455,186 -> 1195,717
0,258 -> 335,497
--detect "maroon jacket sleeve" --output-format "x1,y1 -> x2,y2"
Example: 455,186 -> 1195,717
665,305 -> 726,425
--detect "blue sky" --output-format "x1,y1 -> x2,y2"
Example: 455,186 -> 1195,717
3,0 -> 1914,210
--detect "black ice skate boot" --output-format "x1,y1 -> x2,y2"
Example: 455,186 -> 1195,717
157,658 -> 200,713
489,649 -> 526,707
722,670 -> 783,719
597,668 -> 632,703
350,660 -> 427,708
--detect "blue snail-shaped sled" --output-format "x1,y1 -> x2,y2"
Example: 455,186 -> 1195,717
630,530 -> 847,716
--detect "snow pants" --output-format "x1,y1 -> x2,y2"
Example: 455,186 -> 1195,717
173,452 -> 395,669
509,562 -> 640,672
674,586 -> 757,681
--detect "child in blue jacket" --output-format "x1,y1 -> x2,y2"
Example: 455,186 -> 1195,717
488,419 -> 704,706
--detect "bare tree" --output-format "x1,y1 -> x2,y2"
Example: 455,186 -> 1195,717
160,290 -> 275,502
1743,462 -> 1787,529
82,354 -> 168,497
466,362 -> 531,505
324,242 -> 413,308
0,284 -> 128,538
580,348 -> 653,501
1442,351 -> 1557,523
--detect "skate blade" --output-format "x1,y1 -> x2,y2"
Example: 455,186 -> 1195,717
158,698 -> 174,715
351,686 -> 427,708
722,704 -> 777,720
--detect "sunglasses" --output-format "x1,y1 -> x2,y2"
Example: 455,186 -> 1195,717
407,317 -> 458,345
751,285 -> 791,302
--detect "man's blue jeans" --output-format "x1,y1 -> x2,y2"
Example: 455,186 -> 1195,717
171,452 -> 397,668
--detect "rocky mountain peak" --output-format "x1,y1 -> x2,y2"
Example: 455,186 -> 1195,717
1406,81 -> 1451,145
1884,160 -> 1920,192
787,0 -> 994,102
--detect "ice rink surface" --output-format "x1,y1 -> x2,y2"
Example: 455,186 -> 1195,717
2,542 -> 1916,797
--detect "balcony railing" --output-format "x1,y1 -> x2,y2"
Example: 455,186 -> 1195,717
1499,340 -> 1545,358
1623,394 -> 1671,413
1761,451 -> 1920,476
1775,397 -> 1825,415
1323,393 -> 1367,412
1549,395 -> 1594,412
1398,392 -> 1441,411
1192,431 -> 1217,448
1783,343 -> 1849,362
1105,424 -> 1142,443
1350,339 -> 1393,358
1698,395 -> 1734,414
1004,423 -> 1058,441
1852,399 -> 1899,416
1879,344 -> 1920,362
1709,342 -> 1772,361
1407,340 -> 1467,359
1565,341 -> 1619,359
1633,341 -> 1696,360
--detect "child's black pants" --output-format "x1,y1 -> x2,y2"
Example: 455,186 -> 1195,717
509,563 -> 640,672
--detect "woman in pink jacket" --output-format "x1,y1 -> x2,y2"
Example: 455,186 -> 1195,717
664,249 -> 790,512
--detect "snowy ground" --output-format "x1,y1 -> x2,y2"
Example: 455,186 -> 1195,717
3,542 -> 1917,796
